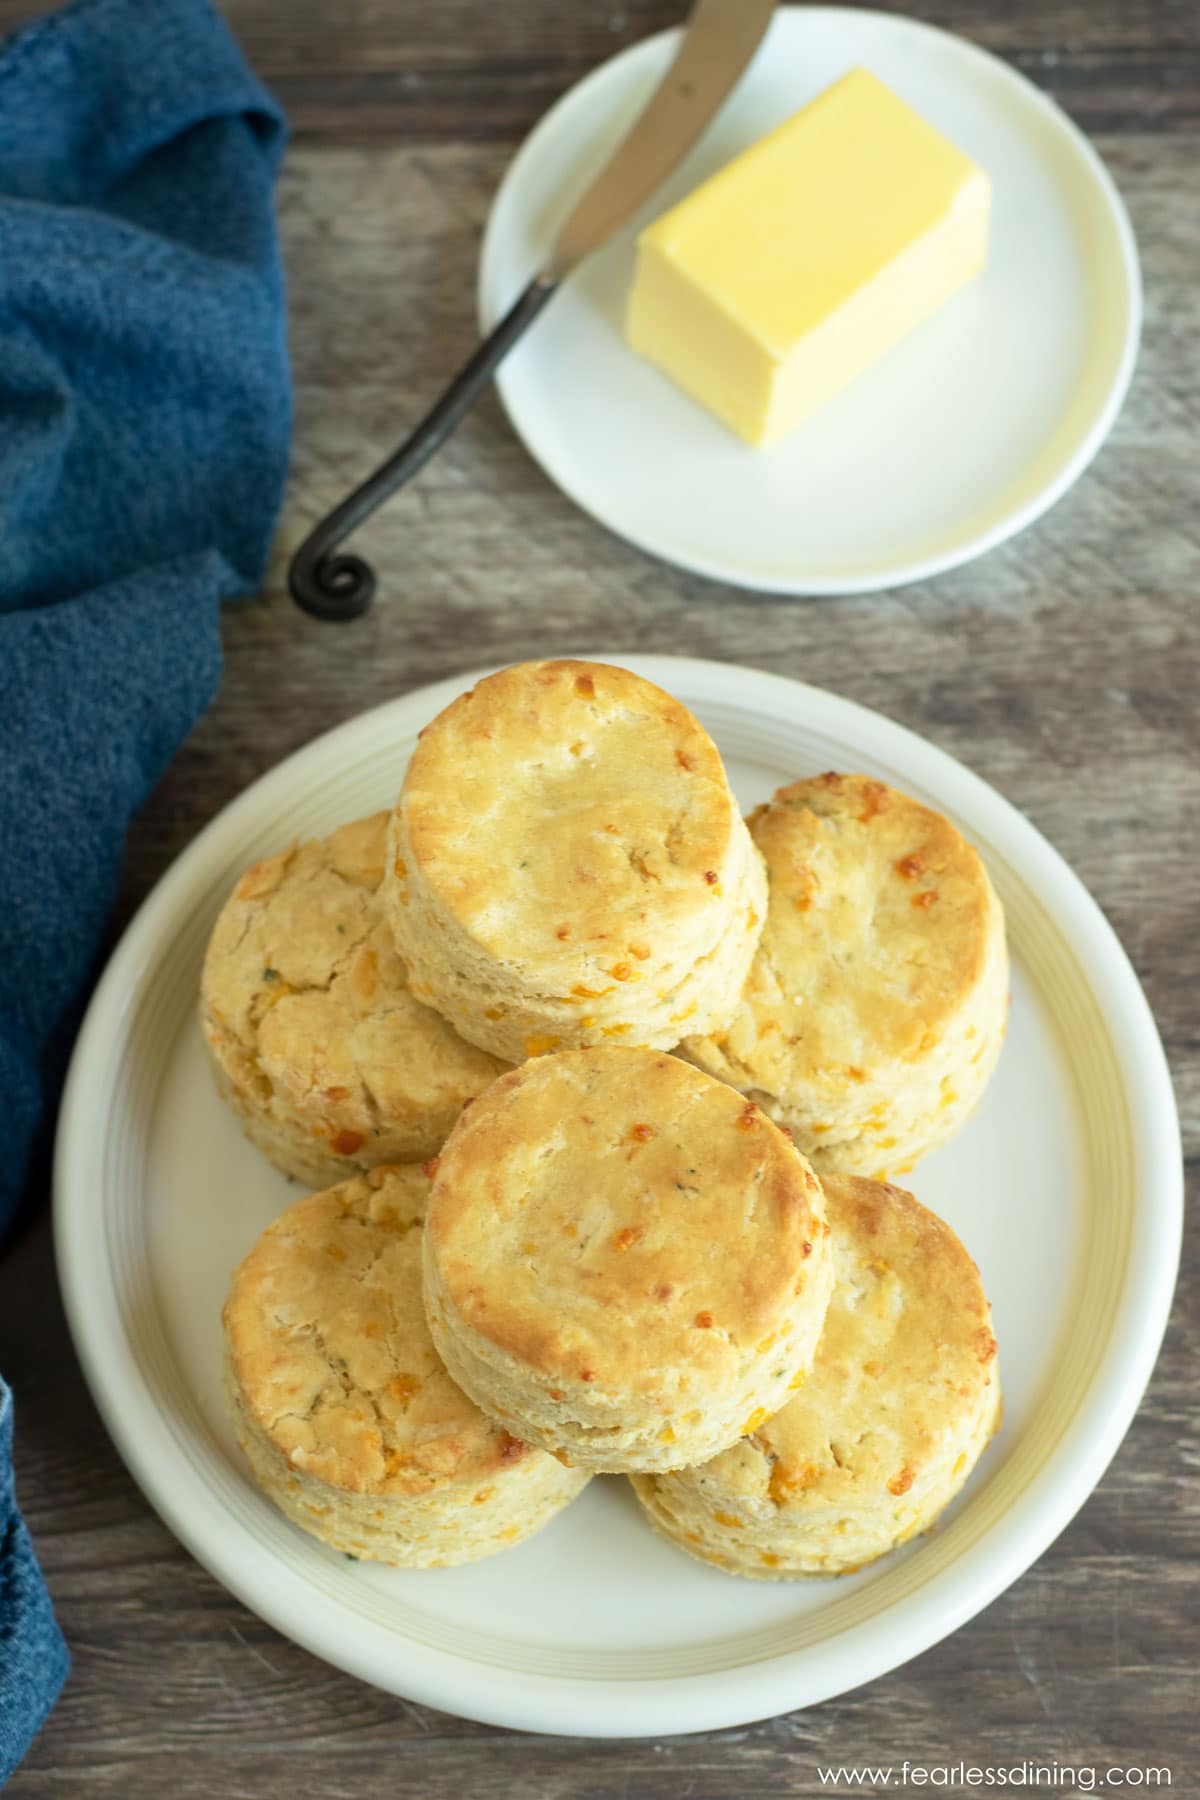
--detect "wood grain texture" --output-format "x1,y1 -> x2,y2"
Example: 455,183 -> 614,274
0,0 -> 1198,1792
1,0 -> 1197,137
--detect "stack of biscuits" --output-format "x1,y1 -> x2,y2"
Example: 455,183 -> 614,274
211,660 -> 1007,1577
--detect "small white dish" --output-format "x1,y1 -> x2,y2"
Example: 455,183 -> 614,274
55,657 -> 1180,1737
478,7 -> 1141,593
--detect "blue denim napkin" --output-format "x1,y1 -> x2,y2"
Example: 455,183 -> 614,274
0,0 -> 290,1245
0,1381 -> 69,1788
0,0 -> 291,1775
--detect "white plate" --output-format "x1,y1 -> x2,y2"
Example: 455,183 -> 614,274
55,657 -> 1180,1737
479,8 -> 1141,594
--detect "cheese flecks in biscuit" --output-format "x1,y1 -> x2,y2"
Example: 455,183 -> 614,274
422,1047 -> 834,1474
223,1166 -> 588,1566
384,660 -> 767,1062
201,812 -> 510,1188
631,1172 -> 1001,1578
682,774 -> 1008,1176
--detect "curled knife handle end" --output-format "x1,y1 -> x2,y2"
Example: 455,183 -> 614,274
289,545 -> 376,623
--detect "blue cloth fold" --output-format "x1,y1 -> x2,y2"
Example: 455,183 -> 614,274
0,1382 -> 69,1788
0,0 -> 290,1241
0,0 -> 291,1777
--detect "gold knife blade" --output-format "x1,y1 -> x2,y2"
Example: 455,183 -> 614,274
549,0 -> 777,276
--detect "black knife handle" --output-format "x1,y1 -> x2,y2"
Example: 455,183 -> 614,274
289,272 -> 559,622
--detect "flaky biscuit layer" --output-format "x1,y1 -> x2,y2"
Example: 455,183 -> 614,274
631,1172 -> 1001,1577
423,1048 -> 833,1473
202,812 -> 508,1185
223,1166 -> 587,1566
384,660 -> 766,1061
683,774 -> 1008,1176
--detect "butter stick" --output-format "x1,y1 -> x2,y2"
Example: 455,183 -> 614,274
625,68 -> 990,447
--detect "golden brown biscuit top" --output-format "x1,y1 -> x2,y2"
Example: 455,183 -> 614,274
224,1167 -> 534,1495
707,774 -> 1002,1076
700,1172 -> 998,1507
209,813 -> 387,1020
396,661 -> 738,978
426,1048 -> 827,1396
201,814 -> 507,1142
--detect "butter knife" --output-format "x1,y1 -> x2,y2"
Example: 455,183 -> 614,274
290,0 -> 776,619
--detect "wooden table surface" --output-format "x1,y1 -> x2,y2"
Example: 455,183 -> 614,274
0,1 -> 1196,1793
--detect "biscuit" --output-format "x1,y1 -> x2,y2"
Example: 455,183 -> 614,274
384,660 -> 767,1063
223,1164 -> 588,1565
631,1171 -> 1001,1577
202,813 -> 509,1187
422,1047 -> 833,1473
682,774 -> 1008,1175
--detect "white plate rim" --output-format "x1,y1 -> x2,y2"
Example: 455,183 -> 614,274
53,655 -> 1181,1737
478,6 -> 1143,595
